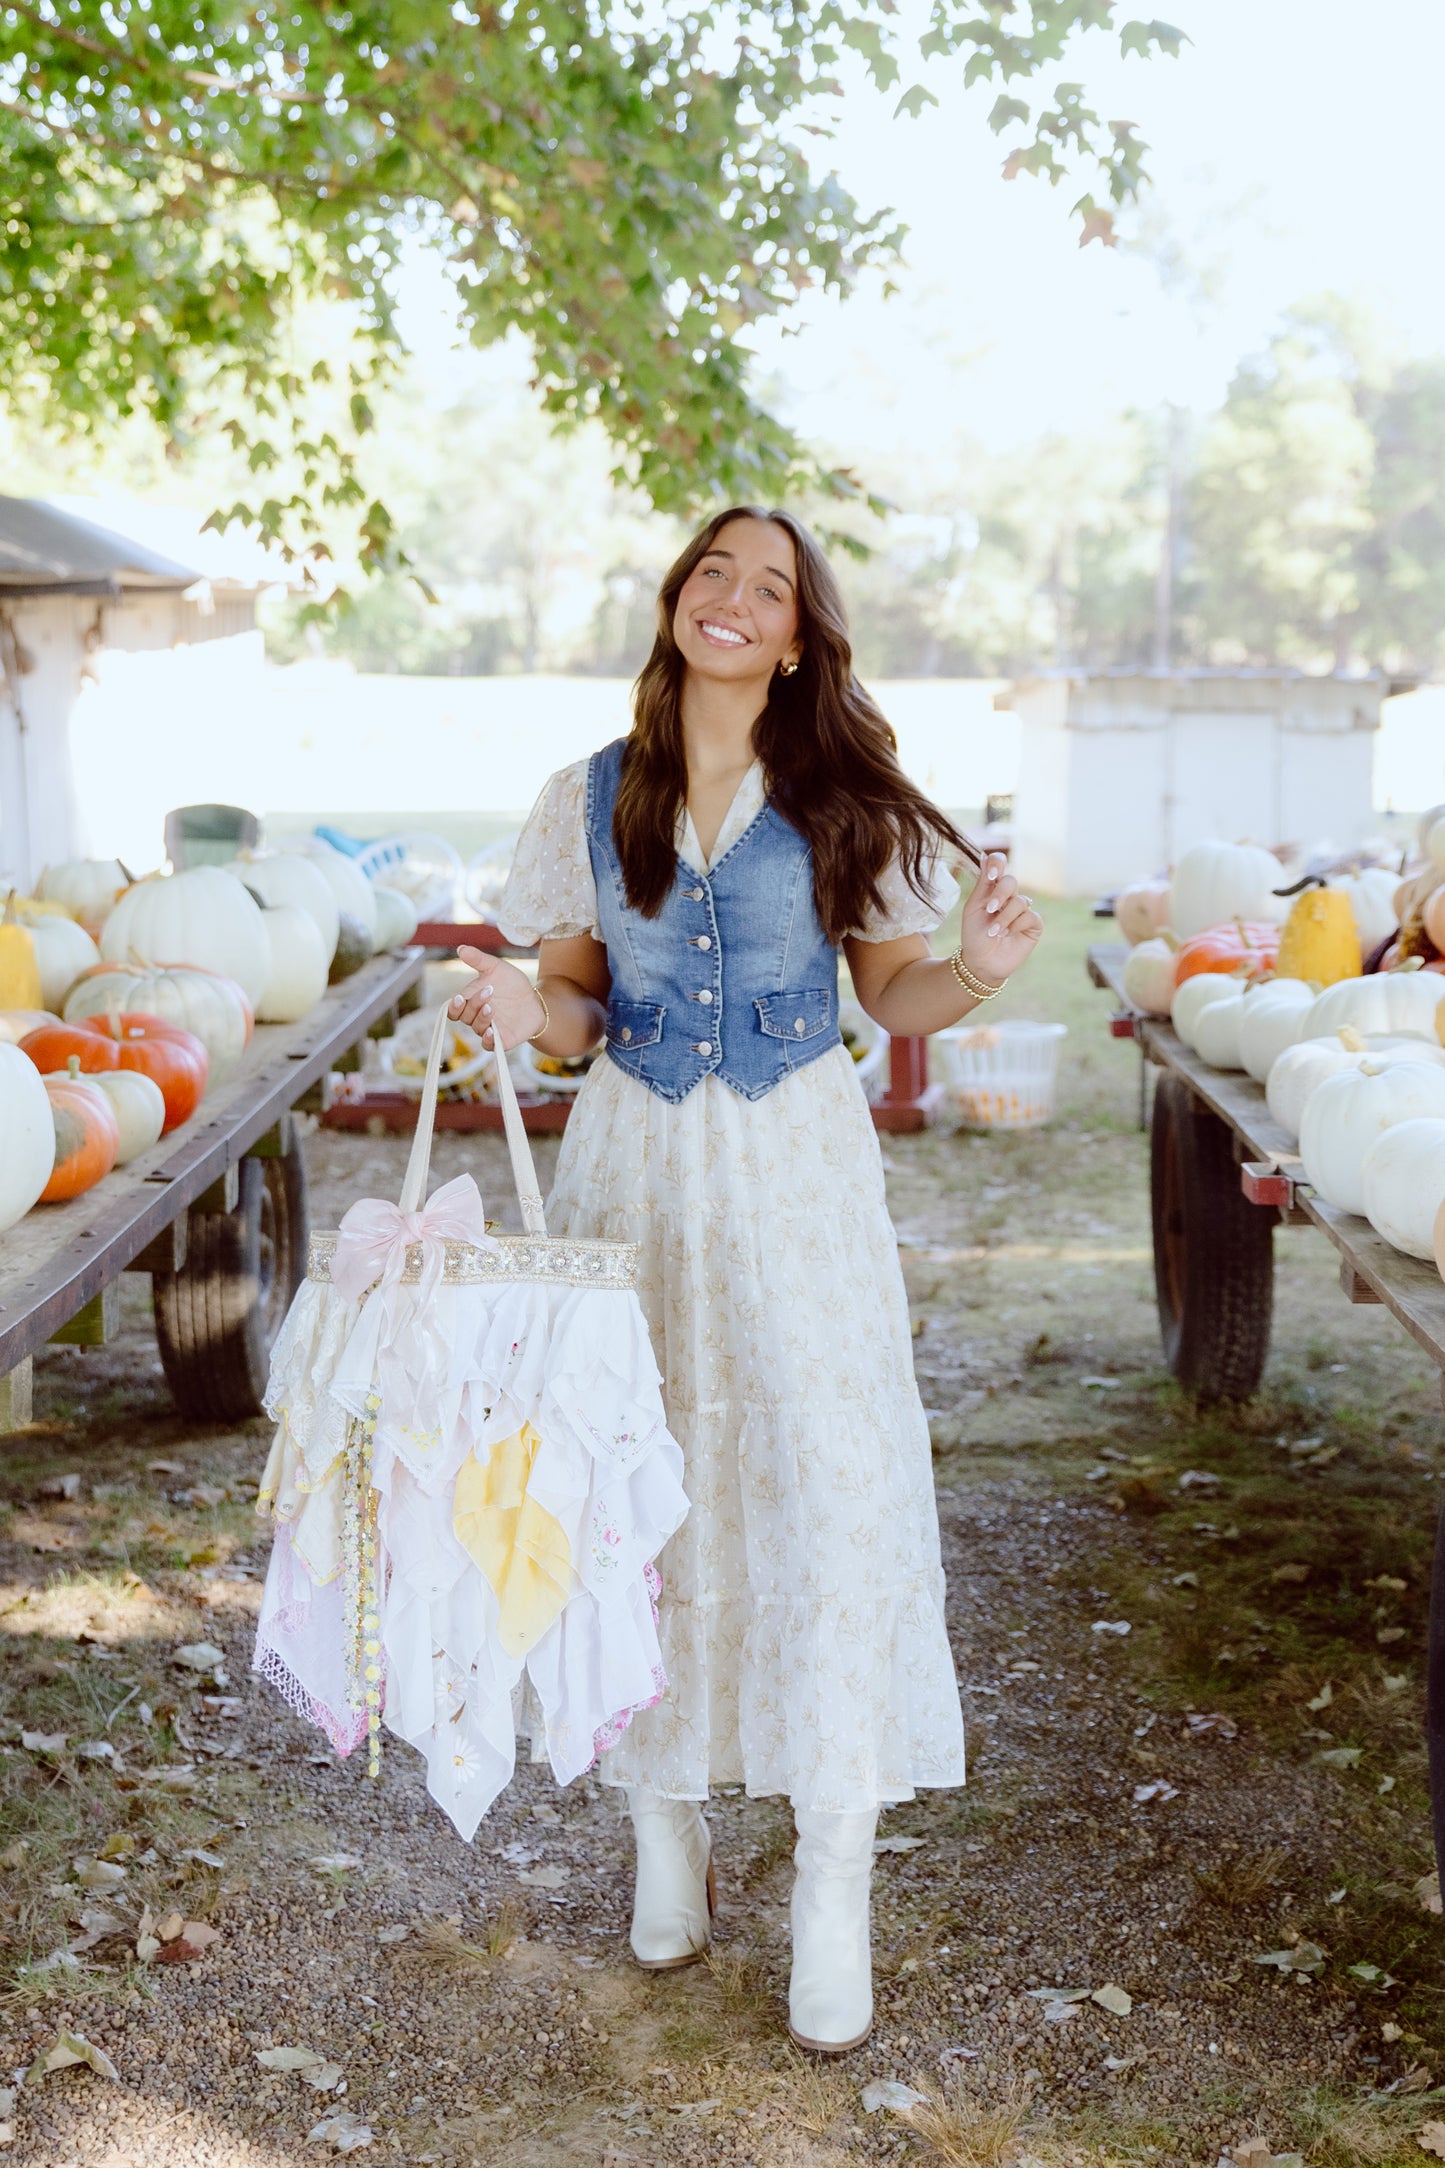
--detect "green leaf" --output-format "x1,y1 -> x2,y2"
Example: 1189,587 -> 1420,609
1120,18 -> 1191,59
988,94 -> 1031,134
894,83 -> 939,120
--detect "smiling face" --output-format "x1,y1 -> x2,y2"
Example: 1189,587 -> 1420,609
671,516 -> 801,688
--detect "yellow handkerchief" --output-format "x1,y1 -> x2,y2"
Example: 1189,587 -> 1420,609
453,1423 -> 572,1657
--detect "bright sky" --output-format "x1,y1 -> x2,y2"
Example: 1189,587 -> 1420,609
399,0 -> 1445,475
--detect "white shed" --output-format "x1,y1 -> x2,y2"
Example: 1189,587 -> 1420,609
0,496 -> 259,889
1003,668 -> 1389,898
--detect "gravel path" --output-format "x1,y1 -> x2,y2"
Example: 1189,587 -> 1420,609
1,1101 -> 1439,2168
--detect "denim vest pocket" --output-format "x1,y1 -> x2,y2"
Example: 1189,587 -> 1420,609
754,989 -> 834,1044
606,1000 -> 666,1061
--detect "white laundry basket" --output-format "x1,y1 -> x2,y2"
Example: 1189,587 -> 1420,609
935,1020 -> 1067,1129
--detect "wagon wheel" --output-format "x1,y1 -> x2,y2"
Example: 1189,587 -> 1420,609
153,1139 -> 309,1422
1149,1072 -> 1274,1403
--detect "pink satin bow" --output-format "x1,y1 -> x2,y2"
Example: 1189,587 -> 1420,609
330,1173 -> 495,1307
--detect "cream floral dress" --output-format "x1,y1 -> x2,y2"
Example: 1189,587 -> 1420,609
501,757 -> 967,1813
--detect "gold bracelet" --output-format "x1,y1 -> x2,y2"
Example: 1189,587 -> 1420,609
950,951 -> 1006,1002
528,986 -> 551,1042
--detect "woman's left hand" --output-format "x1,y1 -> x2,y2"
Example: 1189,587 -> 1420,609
956,852 -> 1043,986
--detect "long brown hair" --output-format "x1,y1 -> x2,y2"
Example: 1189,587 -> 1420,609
614,506 -> 979,943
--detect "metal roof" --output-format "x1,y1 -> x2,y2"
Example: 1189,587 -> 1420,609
0,495 -> 199,599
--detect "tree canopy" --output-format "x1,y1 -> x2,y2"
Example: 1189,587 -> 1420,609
2,1 -> 1185,575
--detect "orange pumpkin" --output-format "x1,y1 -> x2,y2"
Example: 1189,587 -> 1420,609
67,1010 -> 208,1131
19,1021 -> 120,1076
40,1058 -> 119,1201
1172,920 -> 1282,987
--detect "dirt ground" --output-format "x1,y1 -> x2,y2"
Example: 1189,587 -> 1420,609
0,903 -> 1443,2167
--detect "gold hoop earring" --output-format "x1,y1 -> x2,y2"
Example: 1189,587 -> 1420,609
779,658 -> 799,677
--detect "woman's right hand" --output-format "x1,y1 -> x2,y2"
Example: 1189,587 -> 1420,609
448,947 -> 546,1049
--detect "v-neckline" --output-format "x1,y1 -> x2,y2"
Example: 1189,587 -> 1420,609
680,761 -> 764,873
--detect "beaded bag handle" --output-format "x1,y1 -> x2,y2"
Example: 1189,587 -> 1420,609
398,1001 -> 548,1236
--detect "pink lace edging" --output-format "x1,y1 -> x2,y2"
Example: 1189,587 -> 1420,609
584,1559 -> 667,1769
253,1640 -> 368,1760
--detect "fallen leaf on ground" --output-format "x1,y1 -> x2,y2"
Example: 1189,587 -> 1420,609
1133,1779 -> 1179,1804
131,1765 -> 198,1789
1307,1682 -> 1334,1711
0,1841 -> 27,1867
135,1935 -> 160,1963
1328,1887 -> 1347,1905
181,1483 -> 228,1508
308,2107 -> 374,2151
1254,1942 -> 1325,1975
181,1848 -> 226,1869
301,2063 -> 347,2093
1186,1713 -> 1238,1738
172,1642 -> 225,1672
1349,1961 -> 1398,1986
73,1740 -> 115,1761
1080,1376 -> 1123,1389
1383,2022 -> 1404,2043
1384,1674 -> 1409,1693
1416,1872 -> 1442,1916
1416,2124 -> 1445,2161
377,1923 -> 410,1945
873,1836 -> 926,1854
158,1920 -> 220,1962
861,2080 -> 930,2114
309,1854 -> 362,1875
70,1909 -> 129,1952
519,1864 -> 568,1889
155,1912 -> 185,1942
97,1833 -> 134,1861
258,2046 -> 326,2073
147,1459 -> 186,1476
38,1474 -> 82,1500
1040,2000 -> 1080,2025
1319,1747 -> 1363,1769
1270,1562 -> 1310,1583
1103,2053 -> 1142,2071
1092,1984 -> 1132,2015
26,2031 -> 119,2084
1027,1987 -> 1091,2003
21,1732 -> 66,1754
72,1858 -> 126,1889
1172,1571 -> 1200,1588
1178,1470 -> 1222,1490
1091,1620 -> 1132,1636
1378,1626 -> 1408,1644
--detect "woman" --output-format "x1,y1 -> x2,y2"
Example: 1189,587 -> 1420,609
448,506 -> 1042,2053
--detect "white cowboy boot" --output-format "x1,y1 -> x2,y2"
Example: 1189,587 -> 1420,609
788,1807 -> 878,2053
626,1790 -> 715,1970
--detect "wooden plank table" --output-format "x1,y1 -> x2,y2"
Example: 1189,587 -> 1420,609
1087,941 -> 1445,1386
0,947 -> 425,1415
320,920 -> 943,1135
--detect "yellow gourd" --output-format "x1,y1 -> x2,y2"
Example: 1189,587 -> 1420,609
1275,884 -> 1363,987
0,893 -> 43,1011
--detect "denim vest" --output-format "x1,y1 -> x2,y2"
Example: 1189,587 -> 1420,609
585,737 -> 842,1103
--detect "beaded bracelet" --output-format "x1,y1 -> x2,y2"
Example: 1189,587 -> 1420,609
950,952 -> 1006,1002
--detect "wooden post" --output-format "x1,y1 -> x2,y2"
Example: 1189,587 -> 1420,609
0,1360 -> 33,1432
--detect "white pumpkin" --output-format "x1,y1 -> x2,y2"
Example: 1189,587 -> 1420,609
100,868 -> 270,1008
35,858 -> 131,932
225,853 -> 340,963
1329,868 -> 1398,955
1265,1031 -> 1443,1145
256,906 -> 329,1024
22,914 -> 100,1010
1299,1058 -> 1445,1216
1193,992 -> 1248,1071
0,1041 -> 56,1230
64,961 -> 250,1084
1427,815 -> 1445,874
90,1070 -> 166,1166
1114,879 -> 1171,946
286,839 -> 378,936
1239,979 -> 1316,1083
1170,971 -> 1245,1053
1361,1118 -> 1445,1260
1169,841 -> 1289,942
1303,968 -> 1445,1045
1122,937 -> 1176,1017
371,883 -> 420,949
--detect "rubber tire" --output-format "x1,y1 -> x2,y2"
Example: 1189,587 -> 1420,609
1149,1072 -> 1274,1404
154,1142 -> 309,1422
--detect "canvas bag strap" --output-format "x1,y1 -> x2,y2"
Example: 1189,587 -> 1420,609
398,1002 -> 549,1236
